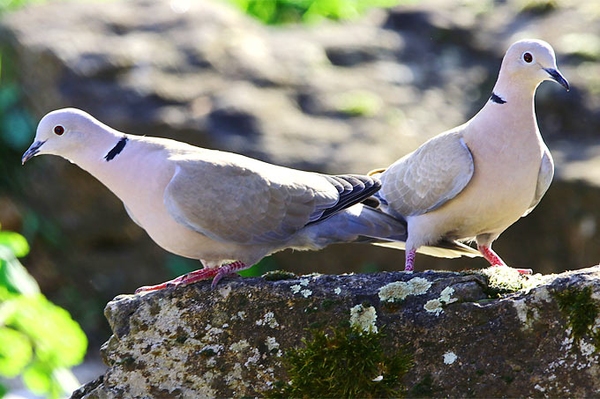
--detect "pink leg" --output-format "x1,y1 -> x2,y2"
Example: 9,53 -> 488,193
135,260 -> 249,293
478,244 -> 532,274
209,261 -> 250,289
478,244 -> 507,267
405,248 -> 417,272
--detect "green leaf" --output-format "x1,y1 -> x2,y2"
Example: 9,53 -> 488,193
0,327 -> 32,377
0,382 -> 8,397
22,360 -> 52,395
22,361 -> 80,399
0,247 -> 40,295
0,231 -> 30,258
52,367 -> 82,396
227,0 -> 402,24
6,295 -> 87,368
0,293 -> 86,398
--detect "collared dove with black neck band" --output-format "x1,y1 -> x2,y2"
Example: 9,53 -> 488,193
369,39 -> 570,273
22,108 -> 479,291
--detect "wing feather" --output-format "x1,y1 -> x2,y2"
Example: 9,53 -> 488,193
377,130 -> 474,217
523,146 -> 554,216
163,149 -> 379,245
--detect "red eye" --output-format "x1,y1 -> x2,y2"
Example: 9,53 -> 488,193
523,52 -> 533,63
54,125 -> 65,135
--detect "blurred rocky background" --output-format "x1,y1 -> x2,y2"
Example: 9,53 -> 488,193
0,0 -> 599,356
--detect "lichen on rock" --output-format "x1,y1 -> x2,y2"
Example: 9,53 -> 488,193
378,276 -> 432,302
349,303 -> 378,333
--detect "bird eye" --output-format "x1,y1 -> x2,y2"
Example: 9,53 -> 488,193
523,52 -> 533,63
53,125 -> 65,135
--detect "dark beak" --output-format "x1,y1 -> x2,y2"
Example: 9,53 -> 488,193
22,140 -> 46,165
544,68 -> 570,91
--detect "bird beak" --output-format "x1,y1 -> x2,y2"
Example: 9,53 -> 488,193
544,68 -> 570,91
22,140 -> 46,165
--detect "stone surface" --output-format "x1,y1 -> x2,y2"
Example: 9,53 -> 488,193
71,266 -> 600,398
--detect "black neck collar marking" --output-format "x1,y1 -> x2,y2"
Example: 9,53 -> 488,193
104,136 -> 129,162
490,92 -> 507,104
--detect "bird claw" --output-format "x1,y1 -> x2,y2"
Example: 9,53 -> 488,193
516,268 -> 533,275
479,246 -> 533,274
488,264 -> 534,275
135,261 -> 249,293
210,261 -> 249,289
135,269 -> 218,293
135,283 -> 168,293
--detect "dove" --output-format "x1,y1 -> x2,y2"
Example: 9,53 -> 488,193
22,108 -> 425,291
369,39 -> 569,273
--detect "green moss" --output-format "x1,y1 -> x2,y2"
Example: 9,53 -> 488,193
320,298 -> 338,311
472,267 -> 545,298
174,334 -> 188,345
501,374 -> 514,384
409,373 -> 436,398
266,326 -> 412,398
308,321 -> 326,330
554,286 -> 600,345
262,270 -> 297,281
199,348 -> 217,357
304,305 -> 319,315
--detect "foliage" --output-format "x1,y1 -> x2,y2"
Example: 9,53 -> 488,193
335,89 -> 383,117
0,5 -> 87,396
267,325 -> 412,398
0,226 -> 88,398
0,44 -> 36,194
229,0 -> 402,25
0,0 -> 47,16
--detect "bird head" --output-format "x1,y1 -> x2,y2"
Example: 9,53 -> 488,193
22,108 -> 111,164
499,39 -> 569,92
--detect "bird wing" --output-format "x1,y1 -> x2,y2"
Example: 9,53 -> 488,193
163,150 -> 379,245
378,130 -> 474,217
523,146 -> 554,216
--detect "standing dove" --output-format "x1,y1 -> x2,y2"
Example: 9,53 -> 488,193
369,39 -> 569,272
22,108 -> 417,291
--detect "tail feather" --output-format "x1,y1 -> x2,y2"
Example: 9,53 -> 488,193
304,202 -> 482,259
372,240 -> 482,258
301,203 -> 406,248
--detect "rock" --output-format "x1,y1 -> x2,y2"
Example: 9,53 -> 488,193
71,266 -> 600,398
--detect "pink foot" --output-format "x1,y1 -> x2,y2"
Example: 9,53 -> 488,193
135,261 -> 249,293
478,244 -> 532,275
